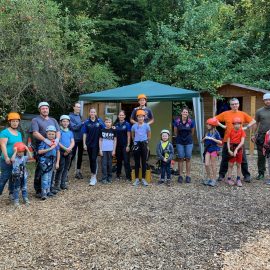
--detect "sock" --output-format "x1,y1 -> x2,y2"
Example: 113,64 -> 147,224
236,176 -> 240,180
227,177 -> 231,180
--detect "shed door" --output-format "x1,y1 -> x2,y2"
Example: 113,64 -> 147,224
147,102 -> 172,155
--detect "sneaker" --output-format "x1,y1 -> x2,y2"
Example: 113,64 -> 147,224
60,185 -> 68,190
107,178 -> 112,184
47,192 -> 55,197
116,176 -> 121,181
158,179 -> 165,185
266,179 -> 270,185
9,193 -> 14,201
13,201 -> 20,208
133,178 -> 140,187
236,179 -> 243,187
23,197 -> 30,206
185,176 -> 191,183
35,193 -> 42,199
166,180 -> 171,186
89,175 -> 97,186
244,176 -> 251,183
142,179 -> 149,187
217,175 -> 224,182
226,179 -> 235,186
101,179 -> 108,184
178,176 -> 183,184
208,180 -> 216,187
51,188 -> 59,194
203,179 -> 210,185
54,186 -> 61,192
75,172 -> 84,179
256,174 -> 264,180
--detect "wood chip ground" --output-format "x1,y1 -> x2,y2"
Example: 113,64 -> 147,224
0,155 -> 269,269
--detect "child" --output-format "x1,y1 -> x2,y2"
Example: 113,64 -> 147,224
201,118 -> 222,187
10,142 -> 32,207
54,115 -> 75,190
227,117 -> 246,187
38,125 -> 60,200
156,129 -> 174,186
99,118 -> 117,184
263,130 -> 270,185
131,109 -> 151,187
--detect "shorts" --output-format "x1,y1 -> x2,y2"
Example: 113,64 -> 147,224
176,144 -> 193,159
206,151 -> 218,157
229,148 -> 243,164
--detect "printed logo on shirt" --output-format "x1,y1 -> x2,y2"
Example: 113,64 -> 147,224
122,125 -> 126,129
102,131 -> 114,140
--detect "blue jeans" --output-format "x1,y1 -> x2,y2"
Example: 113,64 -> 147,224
41,168 -> 53,191
0,158 -> 14,195
12,175 -> 28,202
176,144 -> 193,159
160,161 -> 171,180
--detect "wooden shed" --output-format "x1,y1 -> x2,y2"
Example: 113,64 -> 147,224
201,83 -> 269,154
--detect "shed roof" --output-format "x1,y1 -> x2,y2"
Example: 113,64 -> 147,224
79,80 -> 199,102
221,83 -> 269,94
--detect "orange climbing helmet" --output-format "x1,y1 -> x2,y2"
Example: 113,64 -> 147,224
14,142 -> 26,152
206,118 -> 218,126
137,94 -> 147,100
136,109 -> 146,116
7,112 -> 21,121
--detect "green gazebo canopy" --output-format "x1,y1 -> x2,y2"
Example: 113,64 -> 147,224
79,80 -> 199,102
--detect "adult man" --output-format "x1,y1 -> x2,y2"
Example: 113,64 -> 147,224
130,94 -> 154,125
251,93 -> 270,180
69,102 -> 84,179
215,98 -> 256,182
30,102 -> 60,196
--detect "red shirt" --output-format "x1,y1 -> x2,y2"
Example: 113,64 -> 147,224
229,128 -> 246,144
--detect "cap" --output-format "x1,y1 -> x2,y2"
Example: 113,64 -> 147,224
232,117 -> 242,124
14,142 -> 26,152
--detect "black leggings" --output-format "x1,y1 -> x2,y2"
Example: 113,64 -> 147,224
87,146 -> 99,174
133,142 -> 148,178
69,140 -> 84,170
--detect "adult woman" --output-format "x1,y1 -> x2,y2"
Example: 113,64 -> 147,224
173,106 -> 195,183
131,109 -> 151,187
0,112 -> 23,197
82,108 -> 105,186
114,110 -> 131,181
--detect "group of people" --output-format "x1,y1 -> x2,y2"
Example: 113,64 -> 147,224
0,92 -> 270,207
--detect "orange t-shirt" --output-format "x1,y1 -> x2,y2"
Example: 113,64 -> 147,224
229,128 -> 246,144
215,110 -> 253,142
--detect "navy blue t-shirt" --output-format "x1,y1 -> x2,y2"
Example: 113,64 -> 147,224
130,107 -> 153,123
115,121 -> 131,147
204,130 -> 221,153
82,118 -> 105,147
174,118 -> 195,145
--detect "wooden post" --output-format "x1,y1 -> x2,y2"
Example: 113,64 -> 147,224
250,96 -> 256,155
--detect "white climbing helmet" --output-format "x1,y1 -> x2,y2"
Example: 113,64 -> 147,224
160,129 -> 170,136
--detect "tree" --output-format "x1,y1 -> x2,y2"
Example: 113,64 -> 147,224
0,0 -> 118,116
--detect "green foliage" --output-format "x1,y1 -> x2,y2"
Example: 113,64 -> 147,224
0,0 -> 118,116
135,0 -> 270,94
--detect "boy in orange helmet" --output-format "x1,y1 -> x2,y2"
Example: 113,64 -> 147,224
226,117 -> 246,187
